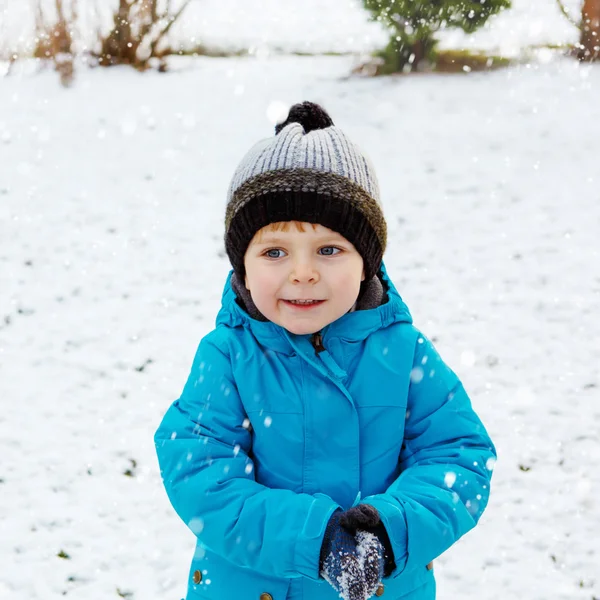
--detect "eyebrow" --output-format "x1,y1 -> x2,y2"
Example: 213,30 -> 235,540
253,236 -> 347,246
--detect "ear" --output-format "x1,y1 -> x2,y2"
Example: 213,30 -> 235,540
361,268 -> 366,282
244,273 -> 250,290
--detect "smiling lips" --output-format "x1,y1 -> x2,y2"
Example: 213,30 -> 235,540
283,299 -> 325,307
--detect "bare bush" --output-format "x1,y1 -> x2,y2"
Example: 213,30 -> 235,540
33,0 -> 77,86
94,0 -> 191,70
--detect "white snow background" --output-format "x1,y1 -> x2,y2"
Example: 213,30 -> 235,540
0,1 -> 599,599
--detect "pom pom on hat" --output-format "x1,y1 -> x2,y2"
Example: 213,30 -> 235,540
275,101 -> 334,135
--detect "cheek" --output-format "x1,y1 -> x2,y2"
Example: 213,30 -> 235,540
246,270 -> 277,303
335,265 -> 363,288
336,268 -> 364,302
249,269 -> 268,288
244,262 -> 263,291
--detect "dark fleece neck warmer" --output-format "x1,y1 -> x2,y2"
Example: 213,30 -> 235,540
231,272 -> 386,322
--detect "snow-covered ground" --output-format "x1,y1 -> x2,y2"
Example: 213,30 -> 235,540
1,26 -> 599,600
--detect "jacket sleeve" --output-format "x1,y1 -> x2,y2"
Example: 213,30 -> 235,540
154,334 -> 341,580
361,331 -> 497,577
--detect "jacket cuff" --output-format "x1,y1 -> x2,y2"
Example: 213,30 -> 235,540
361,495 -> 408,576
294,495 -> 342,580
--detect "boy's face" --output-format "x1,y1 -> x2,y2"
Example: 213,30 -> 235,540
243,222 -> 365,335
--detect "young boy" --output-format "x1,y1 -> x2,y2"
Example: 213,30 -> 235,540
154,102 -> 496,600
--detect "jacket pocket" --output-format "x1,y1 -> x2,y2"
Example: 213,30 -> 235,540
382,562 -> 435,599
186,547 -> 291,600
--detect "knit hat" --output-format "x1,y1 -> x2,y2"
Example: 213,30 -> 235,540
224,101 -> 387,281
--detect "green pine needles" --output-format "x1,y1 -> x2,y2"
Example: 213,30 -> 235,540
363,0 -> 512,73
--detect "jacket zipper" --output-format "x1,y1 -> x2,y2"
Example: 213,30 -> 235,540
311,331 -> 326,354
310,331 -> 347,380
287,330 -> 352,401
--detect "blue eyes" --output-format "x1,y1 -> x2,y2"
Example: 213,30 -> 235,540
265,249 -> 285,259
263,247 -> 341,259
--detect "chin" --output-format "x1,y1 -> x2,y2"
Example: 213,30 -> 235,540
282,321 -> 322,336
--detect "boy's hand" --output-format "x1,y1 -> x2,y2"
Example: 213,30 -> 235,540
339,504 -> 381,532
355,530 -> 385,597
320,511 -> 366,599
320,510 -> 366,600
340,504 -> 396,577
320,512 -> 385,600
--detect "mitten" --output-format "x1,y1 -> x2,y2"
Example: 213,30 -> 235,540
339,504 -> 396,577
339,504 -> 380,532
356,530 -> 385,597
320,511 -> 367,600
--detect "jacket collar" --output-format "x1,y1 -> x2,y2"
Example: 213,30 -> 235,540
215,262 -> 413,355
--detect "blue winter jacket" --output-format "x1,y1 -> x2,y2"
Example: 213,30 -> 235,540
154,264 -> 496,600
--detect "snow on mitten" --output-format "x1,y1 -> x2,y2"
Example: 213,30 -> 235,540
356,531 -> 385,598
322,549 -> 368,600
320,512 -> 367,600
340,504 -> 396,577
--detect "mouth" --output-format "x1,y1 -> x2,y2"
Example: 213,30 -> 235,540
282,299 -> 325,308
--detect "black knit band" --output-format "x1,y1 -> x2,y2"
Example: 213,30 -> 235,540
225,190 -> 383,281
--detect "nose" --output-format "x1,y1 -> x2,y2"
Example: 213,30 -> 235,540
289,258 -> 319,284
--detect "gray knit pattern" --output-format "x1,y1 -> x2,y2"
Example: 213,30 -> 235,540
226,122 -> 381,207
